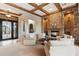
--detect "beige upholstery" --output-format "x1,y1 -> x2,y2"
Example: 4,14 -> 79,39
38,33 -> 45,39
23,39 -> 36,46
44,41 -> 50,56
21,33 -> 37,45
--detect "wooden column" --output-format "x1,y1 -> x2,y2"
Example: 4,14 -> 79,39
42,16 -> 51,36
74,5 -> 79,44
41,17 -> 44,33
61,11 -> 64,35
47,15 -> 51,37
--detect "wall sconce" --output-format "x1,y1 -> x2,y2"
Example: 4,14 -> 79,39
51,23 -> 57,29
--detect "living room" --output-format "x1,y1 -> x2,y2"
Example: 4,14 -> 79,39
0,3 -> 79,56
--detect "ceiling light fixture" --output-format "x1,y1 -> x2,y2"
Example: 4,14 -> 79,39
6,14 -> 11,17
5,9 -> 12,17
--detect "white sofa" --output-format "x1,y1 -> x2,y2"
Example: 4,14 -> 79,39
49,37 -> 75,56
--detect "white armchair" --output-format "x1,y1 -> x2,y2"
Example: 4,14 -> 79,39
22,33 -> 37,45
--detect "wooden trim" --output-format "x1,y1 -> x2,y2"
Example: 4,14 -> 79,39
42,10 -> 60,17
54,3 -> 62,11
41,17 -> 43,33
30,3 -> 49,12
5,3 -> 42,17
29,3 -> 50,15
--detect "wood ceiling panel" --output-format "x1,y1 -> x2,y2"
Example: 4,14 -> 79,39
4,3 -> 77,17
60,3 -> 76,9
34,10 -> 45,16
5,3 -> 42,17
62,3 -> 77,11
43,3 -> 77,17
0,9 -> 21,16
29,3 -> 50,15
30,3 -> 49,12
43,3 -> 58,13
15,3 -> 35,10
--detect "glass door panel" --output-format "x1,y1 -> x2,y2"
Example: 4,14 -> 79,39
2,21 -> 12,39
13,22 -> 17,38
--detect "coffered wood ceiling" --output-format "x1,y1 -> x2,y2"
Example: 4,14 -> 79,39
0,3 -> 77,17
0,9 -> 21,16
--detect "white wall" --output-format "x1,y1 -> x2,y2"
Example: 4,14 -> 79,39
18,12 -> 42,39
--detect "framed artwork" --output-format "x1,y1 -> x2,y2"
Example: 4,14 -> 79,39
29,23 -> 34,33
65,17 -> 72,35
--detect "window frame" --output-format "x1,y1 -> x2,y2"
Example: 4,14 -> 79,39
0,18 -> 18,41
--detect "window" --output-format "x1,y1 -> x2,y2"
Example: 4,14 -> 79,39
0,19 -> 18,41
2,21 -> 12,39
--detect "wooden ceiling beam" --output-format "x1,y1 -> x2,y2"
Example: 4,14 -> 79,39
29,3 -> 50,15
42,4 -> 77,17
30,3 -> 49,12
54,3 -> 62,11
5,3 -> 42,17
42,10 -> 59,17
40,3 -> 49,7
62,4 -> 77,11
0,9 -> 22,16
